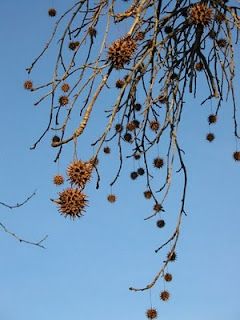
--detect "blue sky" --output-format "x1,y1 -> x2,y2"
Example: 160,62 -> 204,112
1,1 -> 240,320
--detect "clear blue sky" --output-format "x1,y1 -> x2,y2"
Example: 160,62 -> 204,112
1,1 -> 240,320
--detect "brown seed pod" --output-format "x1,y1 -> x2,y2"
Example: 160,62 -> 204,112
53,175 -> 64,186
67,160 -> 93,189
130,171 -> 138,180
59,96 -> 69,106
134,153 -> 141,160
116,79 -> 125,88
153,203 -> 163,212
160,290 -> 170,301
216,12 -> 225,23
88,27 -> 97,38
150,120 -> 160,132
233,151 -> 240,161
144,190 -> 152,199
135,31 -> 145,41
195,62 -> 204,71
206,133 -> 215,142
146,308 -> 158,319
156,219 -> 165,228
103,146 -> 111,154
61,83 -> 70,92
56,188 -> 87,219
69,41 -> 80,50
167,251 -> 177,262
209,30 -> 217,39
153,157 -> 164,169
124,133 -> 132,142
134,103 -> 142,111
24,80 -> 33,90
48,8 -> 57,17
164,26 -> 173,34
188,3 -> 213,26
107,194 -> 117,203
208,114 -> 217,124
127,121 -> 137,131
115,123 -> 123,133
217,38 -> 227,48
137,168 -> 145,176
108,35 -> 136,69
164,273 -> 173,282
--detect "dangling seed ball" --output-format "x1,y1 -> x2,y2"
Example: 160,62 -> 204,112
59,96 -> 69,106
217,38 -> 227,48
135,31 -> 145,41
153,203 -> 163,212
146,308 -> 158,319
130,171 -> 138,180
209,30 -> 217,39
56,188 -> 87,219
52,135 -> 60,144
24,80 -> 33,90
156,219 -> 165,228
233,151 -> 240,161
103,146 -> 111,154
107,194 -> 116,203
134,103 -> 142,111
67,160 -> 93,189
48,8 -> 57,17
69,41 -> 80,50
167,251 -> 177,262
89,27 -> 97,38
164,273 -> 173,282
61,83 -> 70,93
153,157 -> 164,169
150,120 -> 160,132
116,79 -> 125,89
115,123 -> 123,133
188,3 -> 213,26
208,114 -> 217,124
137,168 -> 145,176
134,153 -> 141,160
127,121 -> 137,131
195,62 -> 204,71
216,12 -> 225,23
53,175 -> 64,186
206,133 -> 215,142
144,190 -> 152,199
124,133 -> 132,142
164,26 -> 173,34
160,290 -> 170,301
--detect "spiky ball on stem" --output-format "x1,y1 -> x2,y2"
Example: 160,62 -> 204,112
146,308 -> 158,319
160,290 -> 170,301
67,160 -> 93,189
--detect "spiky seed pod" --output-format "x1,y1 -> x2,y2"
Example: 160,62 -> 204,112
167,251 -> 177,262
137,168 -> 145,176
61,83 -> 70,92
209,30 -> 217,39
170,73 -> 178,80
206,133 -> 215,142
134,103 -> 142,111
150,120 -> 160,132
115,123 -> 123,132
164,273 -> 173,282
53,175 -> 64,186
107,194 -> 116,203
127,121 -> 137,131
153,203 -> 163,212
164,26 -> 173,34
108,35 -> 136,69
135,31 -> 145,41
24,80 -> 33,90
160,290 -> 170,301
59,96 -> 69,106
56,188 -> 87,219
48,8 -> 57,17
233,151 -> 240,161
188,3 -> 213,26
130,171 -> 138,180
69,41 -> 80,50
134,153 -> 141,160
133,119 -> 140,128
216,12 -> 225,23
52,135 -> 60,143
67,160 -> 93,189
195,62 -> 204,71
116,79 -> 125,88
103,146 -> 111,154
124,133 -> 132,142
144,190 -> 152,199
156,219 -> 165,228
146,308 -> 158,319
217,38 -> 227,48
89,27 -> 97,38
153,157 -> 164,169
208,114 -> 217,124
